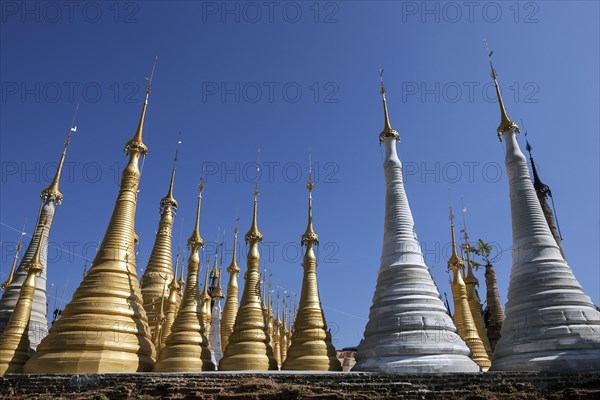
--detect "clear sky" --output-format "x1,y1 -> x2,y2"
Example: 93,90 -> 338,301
1,1 -> 598,348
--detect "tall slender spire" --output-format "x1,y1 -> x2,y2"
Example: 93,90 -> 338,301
154,178 -> 215,372
125,56 -> 157,156
0,221 -> 48,376
41,104 -> 78,204
524,126 -> 566,260
447,210 -> 489,371
152,285 -> 167,352
1,228 -> 25,292
489,52 -> 600,371
24,60 -> 158,373
221,226 -> 241,354
200,260 -> 212,340
0,106 -> 78,351
272,292 -> 282,369
219,150 -> 277,371
461,209 -> 493,358
354,71 -> 479,373
283,162 -> 342,371
485,42 -> 519,140
141,136 -> 180,335
160,250 -> 181,349
378,68 -> 400,144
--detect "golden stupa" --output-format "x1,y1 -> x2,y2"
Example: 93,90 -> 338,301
199,258 -> 213,341
448,208 -> 490,371
152,287 -> 167,352
282,173 -> 342,371
140,142 -> 180,335
0,222 -> 47,376
218,185 -> 277,371
24,60 -> 158,373
272,295 -> 282,368
462,222 -> 493,359
159,251 -> 181,350
176,252 -> 185,308
279,300 -> 288,364
153,180 -> 215,372
220,228 -> 240,354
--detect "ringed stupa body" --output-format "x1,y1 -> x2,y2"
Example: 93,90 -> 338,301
24,61 -> 158,373
140,143 -> 180,335
353,74 -> 479,373
487,56 -> 600,371
0,117 -> 76,350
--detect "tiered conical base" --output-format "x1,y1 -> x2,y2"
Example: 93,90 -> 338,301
0,202 -> 53,350
491,133 -> 600,371
23,255 -> 155,373
153,253 -> 215,372
24,153 -> 155,373
219,239 -> 277,370
354,138 -> 479,373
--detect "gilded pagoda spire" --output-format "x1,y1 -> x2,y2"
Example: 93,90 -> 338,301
283,166 -> 341,371
1,229 -> 25,292
0,107 -> 78,351
219,153 -> 277,370
280,299 -> 288,364
461,211 -> 493,358
0,221 -> 47,376
41,107 -> 76,204
272,292 -> 282,368
200,256 -> 213,340
152,286 -> 167,352
221,226 -> 241,354
447,208 -> 489,371
141,137 -> 181,335
24,59 -> 158,374
486,44 -> 519,140
154,178 -> 215,372
524,129 -> 566,260
160,250 -> 181,349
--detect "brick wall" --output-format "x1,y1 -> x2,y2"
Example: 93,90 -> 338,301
1,371 -> 599,399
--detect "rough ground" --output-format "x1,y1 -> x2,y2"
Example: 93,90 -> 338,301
1,371 -> 599,399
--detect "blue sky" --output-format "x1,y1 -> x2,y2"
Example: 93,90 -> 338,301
1,1 -> 598,348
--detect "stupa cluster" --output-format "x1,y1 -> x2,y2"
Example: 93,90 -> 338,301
0,53 -> 598,376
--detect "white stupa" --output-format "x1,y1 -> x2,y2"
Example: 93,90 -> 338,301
488,56 -> 600,371
353,73 -> 480,373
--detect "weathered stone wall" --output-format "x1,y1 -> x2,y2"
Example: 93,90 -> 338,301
1,371 -> 598,399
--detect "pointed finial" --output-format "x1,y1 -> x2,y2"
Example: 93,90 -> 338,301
246,149 -> 263,243
187,176 -> 205,250
227,226 -> 241,273
161,133 -> 181,213
125,56 -> 157,155
253,147 -> 261,197
484,41 -> 519,140
201,258 -> 211,299
178,247 -> 186,287
448,205 -> 461,265
146,56 -> 158,95
378,67 -> 400,144
41,104 -> 79,204
302,149 -> 319,246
